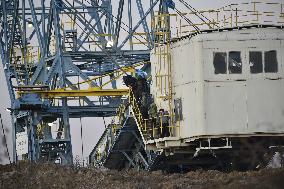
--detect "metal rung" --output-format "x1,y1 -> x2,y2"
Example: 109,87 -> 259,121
91,33 -> 112,37
266,3 -> 279,5
154,53 -> 170,55
265,15 -> 275,17
154,13 -> 178,17
155,75 -> 170,77
129,42 -> 148,45
133,32 -> 147,35
155,32 -> 170,34
158,95 -> 170,99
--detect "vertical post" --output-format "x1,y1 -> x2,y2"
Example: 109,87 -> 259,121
27,113 -> 35,161
62,99 -> 71,140
41,0 -> 45,51
22,0 -> 29,84
0,112 -> 12,164
53,1 -> 65,87
235,8 -> 238,27
62,98 -> 73,164
53,1 -> 72,165
1,0 -> 18,163
12,114 -> 17,163
128,0 -> 133,50
107,0 -> 112,42
230,6 -> 233,27
150,0 -> 154,45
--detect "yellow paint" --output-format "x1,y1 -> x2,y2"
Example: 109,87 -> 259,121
18,88 -> 129,98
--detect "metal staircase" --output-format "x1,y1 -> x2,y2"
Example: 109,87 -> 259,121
89,116 -> 149,170
89,90 -> 165,170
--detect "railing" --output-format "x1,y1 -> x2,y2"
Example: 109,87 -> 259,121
11,46 -> 40,65
164,1 -> 284,39
89,124 -> 116,167
129,88 -> 179,139
129,89 -> 147,133
89,102 -> 129,166
90,84 -> 182,166
10,45 -> 40,84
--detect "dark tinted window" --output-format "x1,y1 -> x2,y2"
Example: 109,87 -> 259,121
213,52 -> 227,74
264,50 -> 278,73
229,51 -> 242,74
249,51 -> 263,74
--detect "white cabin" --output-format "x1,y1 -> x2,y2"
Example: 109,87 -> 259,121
150,26 -> 284,147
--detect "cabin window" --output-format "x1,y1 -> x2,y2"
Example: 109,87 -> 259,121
213,52 -> 227,74
264,50 -> 278,73
249,51 -> 263,74
229,51 -> 242,74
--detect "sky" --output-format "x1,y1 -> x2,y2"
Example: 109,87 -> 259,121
0,0 -> 283,165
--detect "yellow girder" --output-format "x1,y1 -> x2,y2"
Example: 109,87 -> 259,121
18,88 -> 129,98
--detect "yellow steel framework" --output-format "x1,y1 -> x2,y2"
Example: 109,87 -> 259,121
19,88 -> 130,98
16,61 -> 150,99
62,63 -> 141,91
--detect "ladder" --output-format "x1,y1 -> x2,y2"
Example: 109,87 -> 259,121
153,13 -> 175,136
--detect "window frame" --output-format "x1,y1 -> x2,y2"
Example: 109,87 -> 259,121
228,51 -> 242,74
264,50 -> 278,73
249,51 -> 263,74
213,51 -> 243,75
213,52 -> 227,74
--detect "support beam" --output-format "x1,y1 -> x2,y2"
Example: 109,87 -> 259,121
136,0 -> 152,48
19,88 -> 129,98
28,0 -> 44,51
118,0 -> 159,49
122,151 -> 136,167
114,0 -> 124,48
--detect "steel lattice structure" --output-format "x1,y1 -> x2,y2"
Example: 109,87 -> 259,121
0,0 -> 168,165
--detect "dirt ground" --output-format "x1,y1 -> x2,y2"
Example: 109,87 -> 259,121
0,162 -> 283,189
